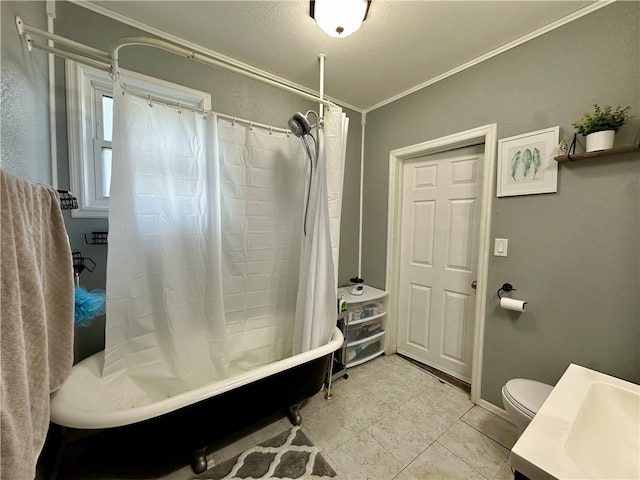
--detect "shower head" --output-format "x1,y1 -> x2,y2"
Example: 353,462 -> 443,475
288,112 -> 311,138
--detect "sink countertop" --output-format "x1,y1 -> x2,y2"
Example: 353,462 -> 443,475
510,363 -> 640,480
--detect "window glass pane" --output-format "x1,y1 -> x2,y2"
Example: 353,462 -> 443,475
102,95 -> 113,142
101,147 -> 112,198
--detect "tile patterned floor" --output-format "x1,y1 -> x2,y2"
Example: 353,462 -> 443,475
58,354 -> 518,479
302,354 -> 517,480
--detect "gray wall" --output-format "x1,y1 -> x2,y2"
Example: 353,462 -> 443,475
52,1 -> 362,361
364,2 -> 640,407
1,1 -> 50,183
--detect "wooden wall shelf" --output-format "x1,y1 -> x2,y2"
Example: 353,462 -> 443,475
555,145 -> 640,162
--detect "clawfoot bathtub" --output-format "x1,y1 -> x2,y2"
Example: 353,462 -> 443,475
50,327 -> 343,473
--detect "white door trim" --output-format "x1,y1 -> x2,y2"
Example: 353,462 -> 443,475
385,124 -> 497,404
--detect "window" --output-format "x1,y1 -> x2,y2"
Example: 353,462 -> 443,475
94,88 -> 113,200
66,61 -> 211,217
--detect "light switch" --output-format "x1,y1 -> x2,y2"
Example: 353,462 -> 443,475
494,238 -> 508,257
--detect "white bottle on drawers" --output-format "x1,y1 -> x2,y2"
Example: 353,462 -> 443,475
337,284 -> 388,368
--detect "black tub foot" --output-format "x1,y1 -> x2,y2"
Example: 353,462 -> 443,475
287,404 -> 302,426
192,447 -> 208,474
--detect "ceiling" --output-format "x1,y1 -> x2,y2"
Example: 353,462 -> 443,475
88,1 -> 600,111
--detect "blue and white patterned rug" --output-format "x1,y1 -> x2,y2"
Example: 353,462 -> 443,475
193,427 -> 336,480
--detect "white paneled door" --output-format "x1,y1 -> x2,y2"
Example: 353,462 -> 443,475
397,145 -> 484,382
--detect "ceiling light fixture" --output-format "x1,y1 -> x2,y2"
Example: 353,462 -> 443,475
310,0 -> 371,39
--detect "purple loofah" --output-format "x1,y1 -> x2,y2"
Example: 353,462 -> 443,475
74,285 -> 106,327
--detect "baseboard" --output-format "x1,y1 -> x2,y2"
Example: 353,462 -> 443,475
476,398 -> 513,424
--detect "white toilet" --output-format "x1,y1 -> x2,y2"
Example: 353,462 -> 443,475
502,378 -> 554,436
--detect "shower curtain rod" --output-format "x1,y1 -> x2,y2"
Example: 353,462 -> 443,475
15,16 -> 333,110
27,34 -> 304,135
121,83 -> 296,135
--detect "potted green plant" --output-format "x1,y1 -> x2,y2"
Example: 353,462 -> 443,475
572,104 -> 632,152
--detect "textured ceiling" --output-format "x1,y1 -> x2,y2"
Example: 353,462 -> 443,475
89,0 -> 599,111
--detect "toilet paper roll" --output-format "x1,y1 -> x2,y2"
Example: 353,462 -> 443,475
500,297 -> 527,312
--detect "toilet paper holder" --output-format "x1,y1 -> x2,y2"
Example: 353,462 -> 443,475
497,283 -> 516,298
497,283 -> 527,312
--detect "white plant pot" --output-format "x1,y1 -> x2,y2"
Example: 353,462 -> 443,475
586,130 -> 615,152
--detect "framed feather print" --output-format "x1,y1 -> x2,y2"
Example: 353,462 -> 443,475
497,126 -> 559,197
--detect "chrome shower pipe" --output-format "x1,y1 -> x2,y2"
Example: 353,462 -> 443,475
358,111 -> 366,279
24,38 -> 111,72
110,36 -> 334,107
16,16 -> 110,62
17,17 -> 335,109
318,54 -> 326,118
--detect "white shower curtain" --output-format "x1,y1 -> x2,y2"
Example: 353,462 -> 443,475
293,107 -> 348,354
104,84 -> 229,402
217,119 -> 307,372
104,86 -> 346,403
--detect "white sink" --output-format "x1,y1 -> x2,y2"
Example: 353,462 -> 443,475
566,382 -> 640,479
510,364 -> 640,480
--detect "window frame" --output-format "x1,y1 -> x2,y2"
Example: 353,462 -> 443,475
66,61 -> 211,218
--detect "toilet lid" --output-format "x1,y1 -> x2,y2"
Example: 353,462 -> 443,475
504,379 -> 554,416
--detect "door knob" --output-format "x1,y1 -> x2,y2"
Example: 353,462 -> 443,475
471,280 -> 477,290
